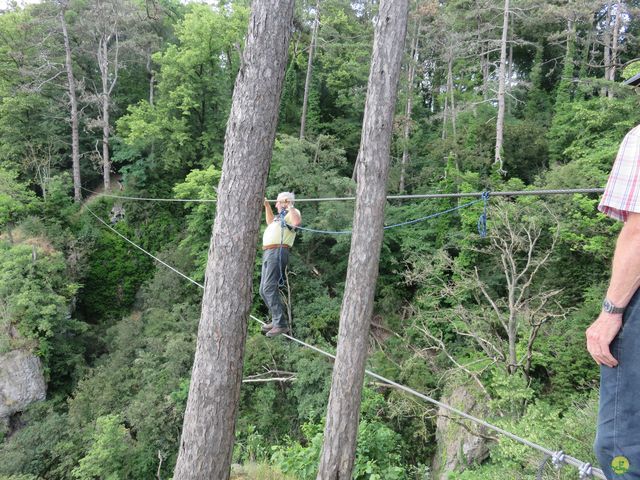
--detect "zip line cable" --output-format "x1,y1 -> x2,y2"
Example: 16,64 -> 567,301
85,206 -> 605,479
82,185 -> 605,204
85,185 -> 491,237
86,208 -> 204,290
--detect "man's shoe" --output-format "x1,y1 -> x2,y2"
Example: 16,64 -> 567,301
261,322 -> 274,333
266,326 -> 290,338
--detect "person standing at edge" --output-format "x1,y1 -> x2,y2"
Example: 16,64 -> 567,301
588,121 -> 640,479
260,192 -> 301,337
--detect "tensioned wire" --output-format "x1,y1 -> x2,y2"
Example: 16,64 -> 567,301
82,185 -> 605,203
83,185 -> 490,236
85,206 -> 605,479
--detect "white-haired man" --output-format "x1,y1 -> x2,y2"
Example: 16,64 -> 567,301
260,192 -> 301,337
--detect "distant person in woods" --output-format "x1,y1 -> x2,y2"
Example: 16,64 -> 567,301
260,192 -> 301,337
588,122 -> 640,479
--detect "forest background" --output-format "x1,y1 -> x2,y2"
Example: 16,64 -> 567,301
1,0 -> 639,478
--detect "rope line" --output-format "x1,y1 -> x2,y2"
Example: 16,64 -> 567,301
85,208 -> 205,289
289,198 -> 484,235
87,184 -> 489,236
81,186 -> 217,203
81,186 -> 605,204
86,209 -> 605,479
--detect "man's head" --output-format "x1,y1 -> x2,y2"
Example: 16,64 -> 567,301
276,192 -> 295,212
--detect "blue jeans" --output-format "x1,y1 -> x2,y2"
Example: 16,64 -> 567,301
259,248 -> 289,329
594,288 -> 640,479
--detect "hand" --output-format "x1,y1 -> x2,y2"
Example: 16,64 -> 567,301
264,197 -> 270,207
586,312 -> 623,367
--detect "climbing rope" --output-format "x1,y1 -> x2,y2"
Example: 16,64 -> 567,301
84,185 -> 492,238
288,197 -> 486,235
86,207 -> 606,479
277,208 -> 288,287
81,185 -> 605,203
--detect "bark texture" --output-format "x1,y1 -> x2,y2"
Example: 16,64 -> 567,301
172,1 -> 294,479
60,6 -> 81,202
316,1 -> 408,478
399,17 -> 420,193
493,0 -> 509,174
300,0 -> 320,140
98,34 -> 115,190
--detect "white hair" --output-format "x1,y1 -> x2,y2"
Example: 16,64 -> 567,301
277,191 -> 295,206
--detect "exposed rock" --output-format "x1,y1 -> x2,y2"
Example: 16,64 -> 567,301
110,203 -> 125,224
0,349 -> 46,421
431,383 -> 491,479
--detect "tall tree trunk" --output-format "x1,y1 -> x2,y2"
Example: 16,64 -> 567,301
481,49 -> 489,101
604,0 -> 613,82
608,1 -> 622,98
316,1 -> 408,478
442,78 -> 448,140
60,6 -> 81,202
476,11 -> 489,101
172,1 -> 294,479
98,36 -> 112,190
507,14 -> 513,115
300,0 -> 320,140
447,48 -> 456,140
494,0 -> 509,175
399,16 -> 419,193
147,54 -> 155,106
102,84 -> 111,190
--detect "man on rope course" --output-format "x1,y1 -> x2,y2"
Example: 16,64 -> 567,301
588,122 -> 640,479
260,192 -> 301,337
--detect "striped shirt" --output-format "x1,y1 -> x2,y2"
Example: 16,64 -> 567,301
599,124 -> 640,222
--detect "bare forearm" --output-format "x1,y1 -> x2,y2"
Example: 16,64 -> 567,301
606,213 -> 640,307
265,202 -> 274,225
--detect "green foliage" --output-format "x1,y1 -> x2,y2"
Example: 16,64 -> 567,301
77,203 -> 154,322
0,401 -> 79,479
0,240 -> 84,381
3,1 -> 640,478
451,396 -> 599,479
270,407 -> 410,480
173,164 -> 220,269
548,94 -> 640,166
622,61 -> 640,80
71,415 -> 134,480
116,4 -> 249,174
0,168 -> 39,234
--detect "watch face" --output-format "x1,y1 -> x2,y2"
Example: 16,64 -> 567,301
603,299 -> 624,314
603,299 -> 613,313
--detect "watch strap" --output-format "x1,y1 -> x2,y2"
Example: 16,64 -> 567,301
603,298 -> 625,314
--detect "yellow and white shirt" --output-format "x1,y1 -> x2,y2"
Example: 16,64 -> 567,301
262,209 -> 299,247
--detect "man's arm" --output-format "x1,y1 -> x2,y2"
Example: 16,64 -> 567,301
587,212 -> 640,367
287,207 -> 301,227
264,198 -> 274,225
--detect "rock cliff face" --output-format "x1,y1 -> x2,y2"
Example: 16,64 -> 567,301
0,349 -> 46,421
431,383 -> 491,479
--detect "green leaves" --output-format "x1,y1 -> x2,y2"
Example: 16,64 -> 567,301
117,4 -> 249,174
72,415 -> 134,480
0,168 -> 39,232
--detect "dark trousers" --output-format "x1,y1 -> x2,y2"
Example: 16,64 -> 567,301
595,288 -> 640,479
259,248 -> 289,329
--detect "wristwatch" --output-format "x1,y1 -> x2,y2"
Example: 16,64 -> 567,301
602,298 -> 625,314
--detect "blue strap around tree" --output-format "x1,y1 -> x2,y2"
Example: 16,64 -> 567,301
288,195 -> 491,237
477,191 -> 490,238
